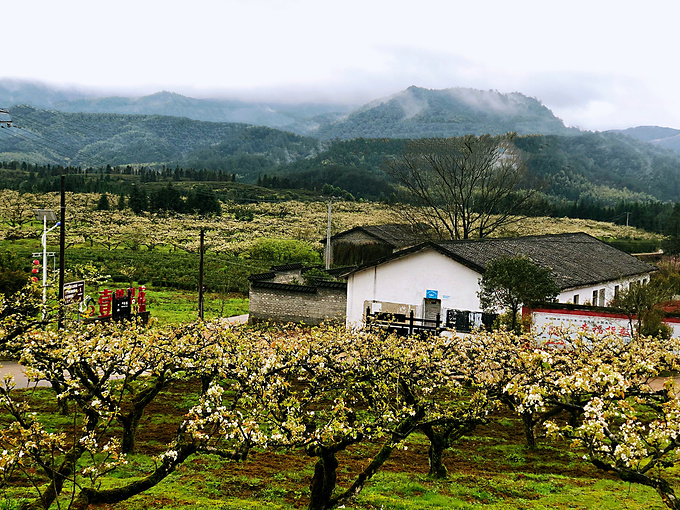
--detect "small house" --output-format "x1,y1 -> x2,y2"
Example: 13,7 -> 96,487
346,232 -> 656,329
322,223 -> 425,266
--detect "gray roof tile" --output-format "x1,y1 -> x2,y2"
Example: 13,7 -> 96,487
352,233 -> 656,290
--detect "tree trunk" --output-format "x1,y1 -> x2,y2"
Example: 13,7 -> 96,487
522,412 -> 536,449
421,424 -> 449,478
51,378 -> 69,415
120,412 -> 142,454
120,378 -> 168,454
591,458 -> 680,509
19,416 -> 94,510
307,448 -> 339,510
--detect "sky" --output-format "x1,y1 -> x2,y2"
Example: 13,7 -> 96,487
3,0 -> 679,131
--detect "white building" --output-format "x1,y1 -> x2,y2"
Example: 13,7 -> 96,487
346,233 -> 655,329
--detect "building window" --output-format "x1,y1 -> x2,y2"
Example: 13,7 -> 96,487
614,285 -> 620,298
599,289 -> 605,307
573,294 -> 579,305
592,290 -> 598,305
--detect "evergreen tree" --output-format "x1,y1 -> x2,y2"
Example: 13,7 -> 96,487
479,256 -> 559,332
96,193 -> 110,211
150,181 -> 184,213
662,203 -> 680,259
128,186 -> 148,214
186,185 -> 221,216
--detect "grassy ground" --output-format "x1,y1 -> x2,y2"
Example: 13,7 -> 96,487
2,382 -> 676,510
142,287 -> 248,325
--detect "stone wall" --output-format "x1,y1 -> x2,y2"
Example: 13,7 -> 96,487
249,280 -> 347,325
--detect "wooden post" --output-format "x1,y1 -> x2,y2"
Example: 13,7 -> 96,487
435,313 -> 440,332
409,310 -> 414,336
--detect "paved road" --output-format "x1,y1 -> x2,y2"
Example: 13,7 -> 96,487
0,361 -> 51,388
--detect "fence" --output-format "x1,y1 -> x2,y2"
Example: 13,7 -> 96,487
365,308 -> 498,336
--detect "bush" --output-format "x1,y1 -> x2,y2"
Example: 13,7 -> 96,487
245,238 -> 321,265
605,238 -> 660,254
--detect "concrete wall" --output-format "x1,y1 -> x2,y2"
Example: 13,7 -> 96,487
249,281 -> 347,325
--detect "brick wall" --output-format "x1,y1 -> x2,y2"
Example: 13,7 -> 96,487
249,280 -> 347,325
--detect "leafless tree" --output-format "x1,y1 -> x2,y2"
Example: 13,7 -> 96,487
384,133 -> 535,240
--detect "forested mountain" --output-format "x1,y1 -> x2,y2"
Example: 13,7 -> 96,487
0,106 -> 321,180
514,133 -> 680,203
0,80 -> 353,131
4,81 -> 680,215
613,126 -> 680,154
4,104 -> 680,205
309,86 -> 576,140
1,81 -> 572,139
269,132 -> 680,204
49,92 -> 352,132
0,80 -> 85,108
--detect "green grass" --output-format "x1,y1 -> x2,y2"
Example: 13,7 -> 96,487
2,387 -> 677,510
144,286 -> 248,325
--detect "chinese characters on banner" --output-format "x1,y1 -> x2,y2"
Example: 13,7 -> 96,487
97,286 -> 147,318
530,310 -> 633,346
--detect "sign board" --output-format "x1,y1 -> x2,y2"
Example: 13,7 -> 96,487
113,292 -> 132,319
529,306 -> 680,345
63,280 -> 85,305
425,289 -> 438,299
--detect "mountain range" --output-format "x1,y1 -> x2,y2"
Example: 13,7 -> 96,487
3,79 -> 680,206
611,126 -> 680,153
0,81 -> 576,139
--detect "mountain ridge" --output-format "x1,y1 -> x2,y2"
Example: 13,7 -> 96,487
0,80 -> 573,139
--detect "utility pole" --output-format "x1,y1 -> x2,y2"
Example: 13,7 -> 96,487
198,228 -> 205,320
58,175 -> 66,329
325,198 -> 333,270
33,209 -> 60,320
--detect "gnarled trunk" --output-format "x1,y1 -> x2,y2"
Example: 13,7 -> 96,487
308,447 -> 340,510
421,424 -> 449,478
522,412 -> 536,450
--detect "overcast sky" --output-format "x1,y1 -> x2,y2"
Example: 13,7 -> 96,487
3,0 -> 679,131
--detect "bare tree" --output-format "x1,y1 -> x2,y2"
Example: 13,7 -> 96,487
384,133 -> 535,239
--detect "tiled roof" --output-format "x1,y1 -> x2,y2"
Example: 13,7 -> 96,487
248,272 -> 276,282
269,262 -> 304,271
352,233 -> 656,291
250,281 -> 317,293
328,223 -> 422,248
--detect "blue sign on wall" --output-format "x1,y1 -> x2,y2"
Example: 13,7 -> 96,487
425,289 -> 438,299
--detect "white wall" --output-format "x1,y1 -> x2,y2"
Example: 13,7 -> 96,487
558,274 -> 651,307
346,247 -> 655,329
346,249 -> 483,328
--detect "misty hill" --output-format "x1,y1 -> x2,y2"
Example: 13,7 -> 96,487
50,91 -> 353,132
612,126 -> 680,154
0,106 -> 320,179
308,86 -> 576,139
1,81 -> 574,139
0,80 -> 353,132
0,79 -> 85,108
